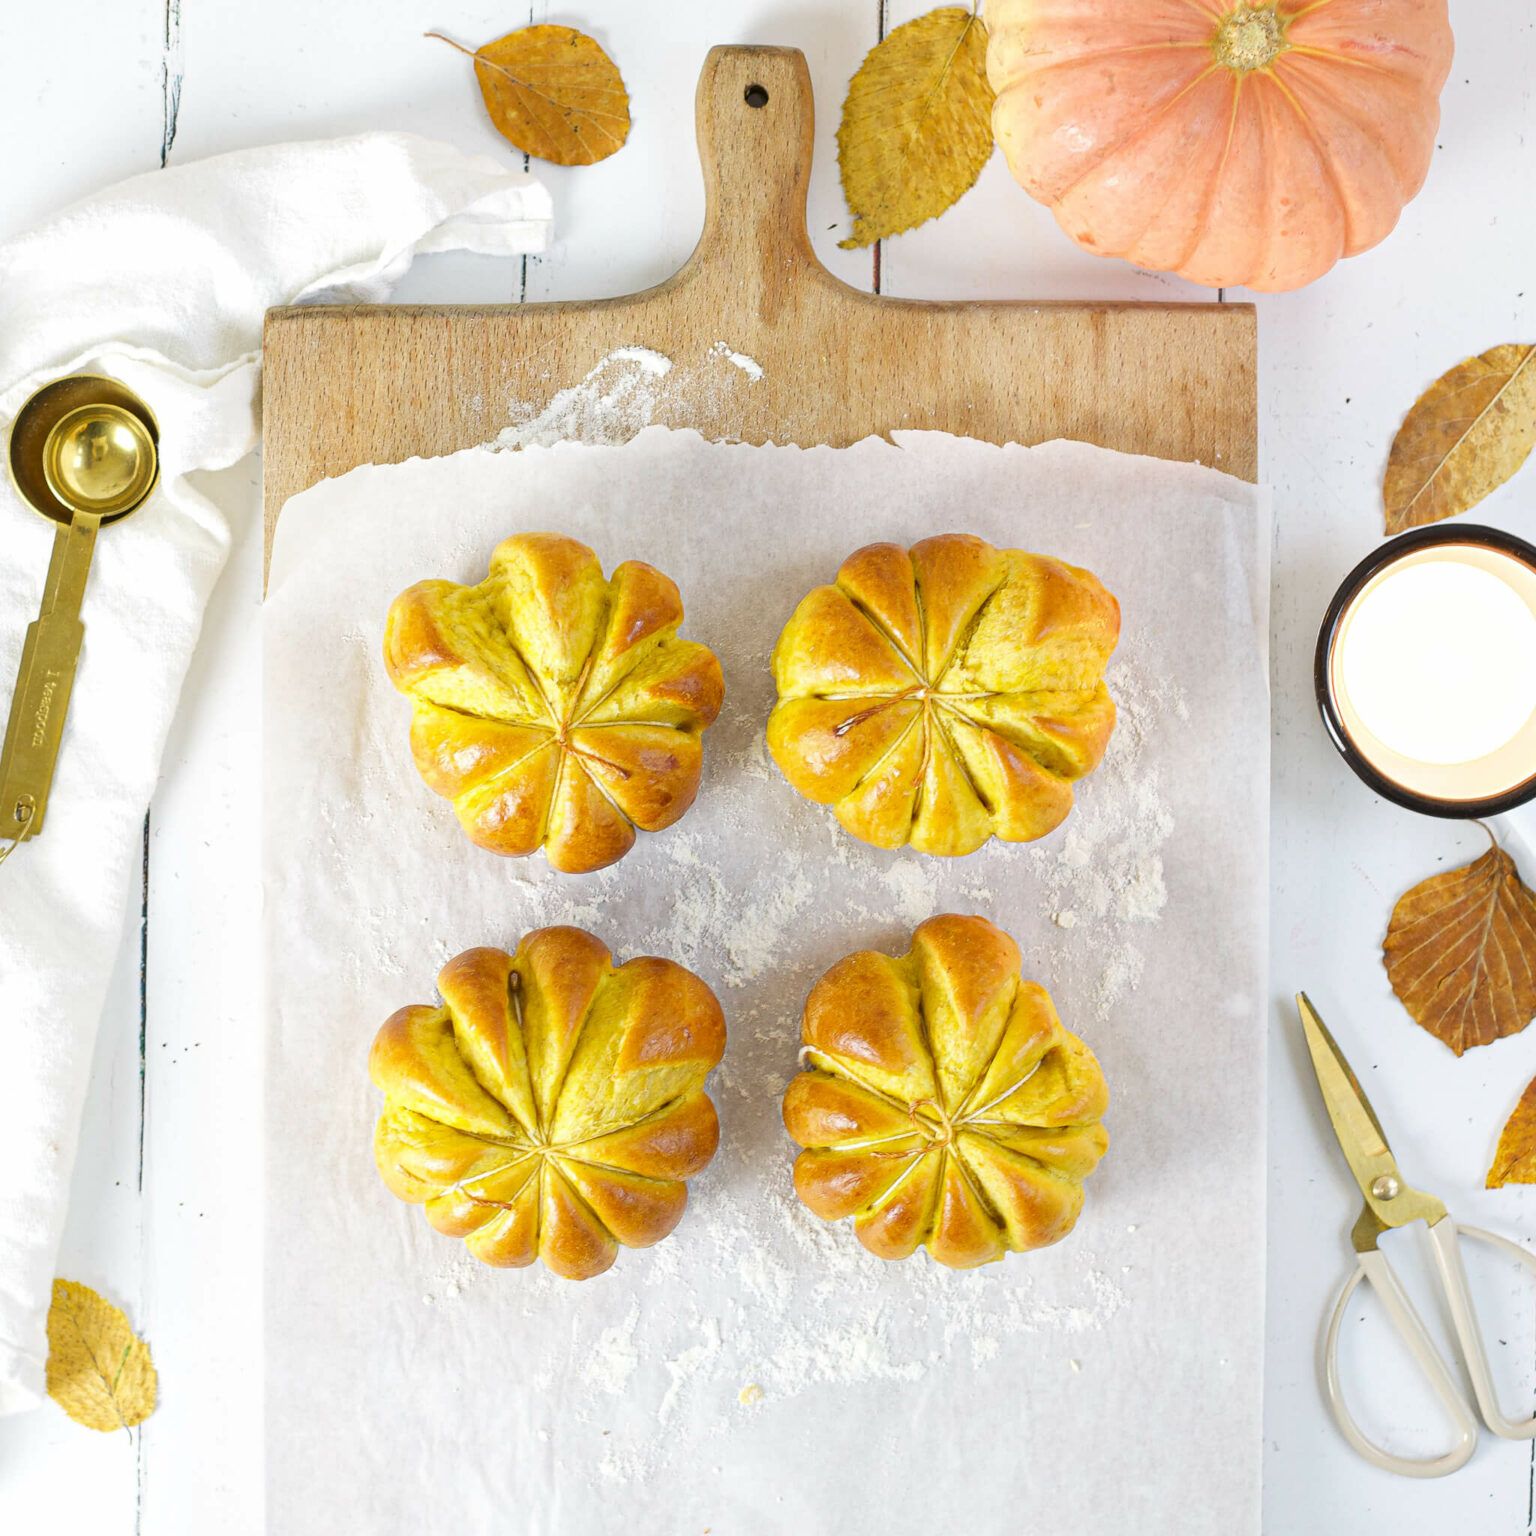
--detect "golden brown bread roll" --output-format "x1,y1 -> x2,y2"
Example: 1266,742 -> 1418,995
384,532 -> 724,873
783,914 -> 1108,1268
370,926 -> 726,1280
767,533 -> 1119,855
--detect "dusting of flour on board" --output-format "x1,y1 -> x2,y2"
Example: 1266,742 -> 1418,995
495,341 -> 764,449
709,339 -> 764,381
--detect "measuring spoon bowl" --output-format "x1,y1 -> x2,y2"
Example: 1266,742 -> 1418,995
7,373 -> 159,527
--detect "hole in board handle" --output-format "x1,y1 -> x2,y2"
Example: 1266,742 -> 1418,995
744,83 -> 769,108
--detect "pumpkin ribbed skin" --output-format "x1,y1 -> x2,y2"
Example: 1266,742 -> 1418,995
988,0 -> 1454,292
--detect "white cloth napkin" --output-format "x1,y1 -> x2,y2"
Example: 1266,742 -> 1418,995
0,132 -> 551,1415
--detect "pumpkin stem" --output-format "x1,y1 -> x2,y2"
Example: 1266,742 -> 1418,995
1212,6 -> 1288,72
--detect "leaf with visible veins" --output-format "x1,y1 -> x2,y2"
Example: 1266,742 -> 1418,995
1383,837 -> 1536,1056
1384,344 -> 1536,534
430,25 -> 630,167
45,1279 -> 157,1432
837,7 -> 995,249
1488,1074 -> 1536,1188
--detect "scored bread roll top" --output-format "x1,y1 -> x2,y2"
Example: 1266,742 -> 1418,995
768,533 -> 1119,856
370,926 -> 726,1280
385,532 -> 724,874
783,913 -> 1109,1269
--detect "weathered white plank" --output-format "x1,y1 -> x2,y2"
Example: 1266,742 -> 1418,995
1262,3 -> 1536,1524
0,3 -> 166,228
139,459 -> 263,1536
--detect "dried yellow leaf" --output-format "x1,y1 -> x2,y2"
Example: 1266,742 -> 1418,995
1384,344 -> 1536,534
430,25 -> 630,167
45,1279 -> 157,1433
1383,840 -> 1536,1056
837,7 -> 995,249
1488,1073 -> 1536,1188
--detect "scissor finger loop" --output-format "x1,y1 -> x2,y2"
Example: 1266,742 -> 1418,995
1325,1244 -> 1478,1478
1325,1221 -> 1536,1478
1427,1221 -> 1536,1441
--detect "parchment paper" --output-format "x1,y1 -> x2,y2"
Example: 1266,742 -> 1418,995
263,430 -> 1270,1536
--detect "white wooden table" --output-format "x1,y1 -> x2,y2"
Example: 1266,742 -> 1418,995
2,3 -> 1534,1531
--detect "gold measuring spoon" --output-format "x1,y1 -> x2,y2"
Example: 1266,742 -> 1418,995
1,375 -> 159,864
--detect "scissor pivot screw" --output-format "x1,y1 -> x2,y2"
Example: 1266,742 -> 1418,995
1371,1174 -> 1401,1201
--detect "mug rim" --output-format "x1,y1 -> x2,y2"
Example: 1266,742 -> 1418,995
1314,522 -> 1536,819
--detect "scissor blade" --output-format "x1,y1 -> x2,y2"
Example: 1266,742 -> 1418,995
1295,993 -> 1446,1244
1297,993 -> 1393,1165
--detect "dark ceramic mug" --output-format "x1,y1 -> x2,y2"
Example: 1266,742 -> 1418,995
1315,523 -> 1536,819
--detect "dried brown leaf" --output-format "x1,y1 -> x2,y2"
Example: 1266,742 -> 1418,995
1383,840 -> 1536,1055
431,25 -> 630,167
1384,343 -> 1536,534
837,7 -> 995,249
45,1279 -> 157,1432
1487,1074 -> 1536,1188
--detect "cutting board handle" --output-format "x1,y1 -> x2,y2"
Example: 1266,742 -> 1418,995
687,46 -> 818,282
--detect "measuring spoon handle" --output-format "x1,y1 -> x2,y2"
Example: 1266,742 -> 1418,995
0,610 -> 85,840
0,515 -> 98,842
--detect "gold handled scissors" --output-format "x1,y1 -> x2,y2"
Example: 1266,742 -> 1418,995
1297,993 -> 1536,1477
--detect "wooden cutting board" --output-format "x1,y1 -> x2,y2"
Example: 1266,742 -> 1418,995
262,45 -> 1255,582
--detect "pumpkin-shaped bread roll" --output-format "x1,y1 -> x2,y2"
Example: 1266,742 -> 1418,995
767,534 -> 1118,855
783,914 -> 1108,1268
370,926 -> 726,1280
385,533 -> 724,874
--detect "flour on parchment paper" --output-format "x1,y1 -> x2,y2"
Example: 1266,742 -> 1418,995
1032,642 -> 1180,1019
425,1145 -> 1132,1489
410,658 -> 1175,1486
495,342 -> 763,449
584,1301 -> 642,1394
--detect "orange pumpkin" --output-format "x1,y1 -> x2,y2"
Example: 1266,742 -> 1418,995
987,0 -> 1454,292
